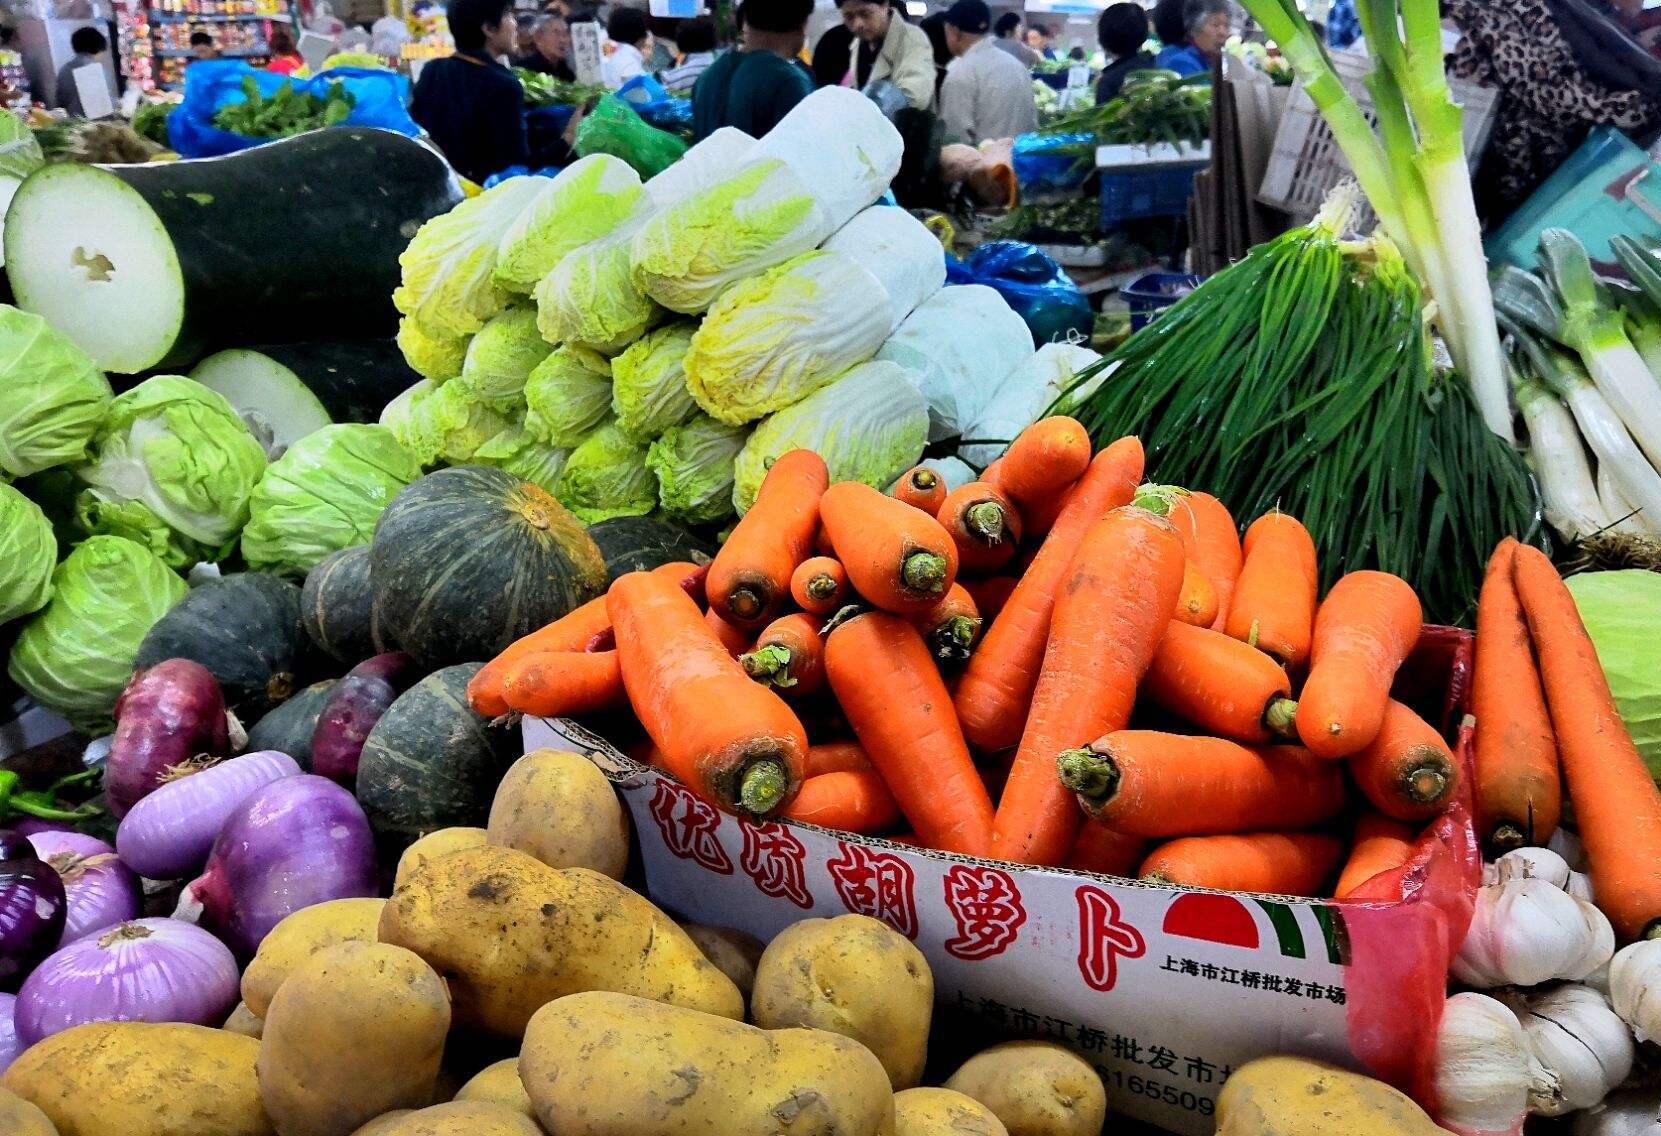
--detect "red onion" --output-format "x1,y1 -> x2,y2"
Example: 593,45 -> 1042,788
311,652 -> 419,784
116,750 -> 301,881
27,832 -> 140,946
14,917 -> 238,1046
104,660 -> 232,818
0,994 -> 19,1073
178,775 -> 375,956
0,829 -> 65,991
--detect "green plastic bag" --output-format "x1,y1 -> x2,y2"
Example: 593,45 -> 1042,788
574,95 -> 688,179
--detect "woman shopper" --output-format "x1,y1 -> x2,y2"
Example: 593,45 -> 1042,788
409,0 -> 528,184
1096,2 -> 1155,102
1154,0 -> 1229,79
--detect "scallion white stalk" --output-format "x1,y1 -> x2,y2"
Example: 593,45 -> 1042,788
1596,465 -> 1652,537
1513,370 -> 1610,541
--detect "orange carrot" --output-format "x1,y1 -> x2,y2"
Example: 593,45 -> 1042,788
1065,823 -> 1146,877
1142,621 -> 1296,743
819,482 -> 959,614
801,740 -> 873,778
1058,732 -> 1345,837
707,449 -> 828,628
1473,539 -> 1562,852
936,481 -> 1023,574
893,465 -> 948,515
705,607 -> 753,657
824,611 -> 994,856
907,583 -> 982,664
963,576 -> 1019,622
983,417 -> 1092,507
1334,813 -> 1418,899
1295,571 -> 1422,759
1173,560 -> 1218,627
1139,832 -> 1344,896
1170,492 -> 1242,630
991,506 -> 1186,865
1512,543 -> 1661,940
1347,699 -> 1459,822
1018,479 -> 1075,538
814,525 -> 835,557
497,650 -> 622,717
1224,512 -> 1318,668
780,770 -> 901,834
954,437 -> 1145,752
790,556 -> 849,616
739,613 -> 825,697
610,571 -> 808,816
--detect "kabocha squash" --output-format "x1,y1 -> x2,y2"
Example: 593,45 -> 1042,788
586,515 -> 715,581
134,572 -> 313,717
370,467 -> 607,669
356,664 -> 518,849
302,546 -> 382,665
245,679 -> 336,768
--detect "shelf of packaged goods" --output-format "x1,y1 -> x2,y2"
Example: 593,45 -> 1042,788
150,12 -> 281,21
153,46 -> 268,56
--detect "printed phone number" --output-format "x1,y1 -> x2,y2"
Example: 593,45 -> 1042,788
1097,1067 -> 1215,1117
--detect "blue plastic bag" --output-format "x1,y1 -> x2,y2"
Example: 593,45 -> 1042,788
615,74 -> 692,135
947,241 -> 1092,347
168,60 -> 419,158
1012,131 -> 1093,198
481,165 -> 564,187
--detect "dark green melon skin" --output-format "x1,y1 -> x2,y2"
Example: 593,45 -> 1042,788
249,340 -> 422,424
369,465 -> 608,669
587,515 -> 715,582
355,663 -> 515,850
302,546 -> 382,665
134,573 -> 317,717
244,679 -> 336,769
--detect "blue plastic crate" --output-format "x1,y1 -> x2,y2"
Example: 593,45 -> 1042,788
1100,164 -> 1201,228
1121,272 -> 1202,330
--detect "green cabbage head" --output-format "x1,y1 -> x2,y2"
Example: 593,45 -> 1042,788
494,154 -> 645,294
241,424 -> 421,576
612,321 -> 697,441
1567,569 -> 1661,779
8,535 -> 188,731
555,420 -> 655,523
383,376 -> 515,467
393,176 -> 546,340
646,413 -> 748,526
396,317 -> 470,384
525,345 -> 614,447
0,305 -> 113,478
74,375 -> 268,567
733,361 -> 927,513
461,308 -> 552,407
0,480 -> 55,624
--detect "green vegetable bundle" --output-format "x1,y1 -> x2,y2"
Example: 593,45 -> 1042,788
1059,194 -> 1540,624
213,76 -> 355,139
1042,70 -> 1211,147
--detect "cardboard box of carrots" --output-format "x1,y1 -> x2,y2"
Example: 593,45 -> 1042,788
479,418 -> 1483,1135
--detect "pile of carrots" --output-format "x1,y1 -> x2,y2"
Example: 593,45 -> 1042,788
469,417 -> 1481,900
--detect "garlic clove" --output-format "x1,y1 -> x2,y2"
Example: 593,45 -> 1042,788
1454,878 -> 1616,989
1515,985 -> 1634,1116
1435,992 -> 1532,1136
1566,897 -> 1618,982
1494,846 -> 1574,888
1610,940 -> 1661,1044
1569,870 -> 1597,903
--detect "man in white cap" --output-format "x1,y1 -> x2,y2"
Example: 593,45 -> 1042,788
938,0 -> 1038,144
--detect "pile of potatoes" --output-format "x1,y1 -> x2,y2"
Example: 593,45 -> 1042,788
0,748 -> 1456,1136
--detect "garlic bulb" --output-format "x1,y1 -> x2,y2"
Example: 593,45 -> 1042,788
1609,939 -> 1661,1043
1570,1090 -> 1661,1136
1493,846 -> 1574,888
1435,992 -> 1533,1136
1506,984 -> 1634,1116
1550,827 -> 1589,871
1453,877 -> 1616,988
1569,870 -> 1597,903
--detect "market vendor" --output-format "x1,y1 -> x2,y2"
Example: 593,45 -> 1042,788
938,0 -> 1037,145
515,12 -> 576,81
409,0 -> 529,185
691,0 -> 813,139
1154,0 -> 1229,79
836,0 -> 937,110
1096,3 -> 1156,101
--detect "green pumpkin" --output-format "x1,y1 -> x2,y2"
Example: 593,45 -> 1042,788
586,515 -> 715,582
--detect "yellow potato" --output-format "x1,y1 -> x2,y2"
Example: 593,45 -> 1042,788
3,1022 -> 271,1136
352,1101 -> 542,1136
750,914 -> 933,1089
394,827 -> 489,890
222,1001 -> 264,1039
379,845 -> 741,1036
241,896 -> 386,1017
487,749 -> 628,879
350,1113 -> 414,1136
893,1088 -> 1009,1136
944,1042 -> 1106,1136
1215,1056 -> 1449,1135
454,1059 -> 535,1120
678,922 -> 764,1000
257,941 -> 451,1136
0,1084 -> 57,1136
521,991 -> 894,1136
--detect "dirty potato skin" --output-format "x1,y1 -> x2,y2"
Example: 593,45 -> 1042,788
3,1021 -> 273,1136
257,941 -> 451,1136
679,922 -> 765,1000
349,1113 -> 413,1136
241,897 -> 386,1017
487,749 -> 628,879
943,1043 -> 1106,1136
378,845 -> 742,1036
521,991 -> 896,1136
223,1001 -> 265,1039
394,827 -> 489,890
1214,1056 -> 1450,1135
454,1058 -> 536,1119
348,1102 -> 543,1136
750,914 -> 934,1089
893,1089 -> 1009,1136
0,1084 -> 59,1136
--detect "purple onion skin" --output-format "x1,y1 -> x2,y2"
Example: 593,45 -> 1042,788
8,818 -> 72,839
28,832 -> 141,946
185,775 -> 376,957
116,750 -> 301,881
0,993 -> 19,1073
310,652 -> 419,784
0,832 -> 66,992
15,917 -> 239,1046
105,660 -> 232,819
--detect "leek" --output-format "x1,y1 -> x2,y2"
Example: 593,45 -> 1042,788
1596,465 -> 1652,537
1236,0 -> 1514,442
1512,366 -> 1609,542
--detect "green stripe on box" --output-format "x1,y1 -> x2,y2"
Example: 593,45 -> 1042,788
1310,904 -> 1347,965
1253,899 -> 1304,959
